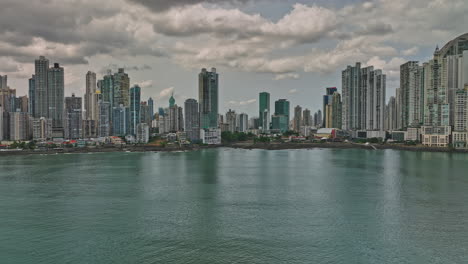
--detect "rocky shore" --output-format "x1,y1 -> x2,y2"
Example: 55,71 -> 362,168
1,142 -> 467,156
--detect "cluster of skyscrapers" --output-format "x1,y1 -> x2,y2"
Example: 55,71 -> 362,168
1,34 -> 468,148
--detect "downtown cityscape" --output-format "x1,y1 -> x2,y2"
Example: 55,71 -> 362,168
1,1 -> 468,263
0,34 -> 468,150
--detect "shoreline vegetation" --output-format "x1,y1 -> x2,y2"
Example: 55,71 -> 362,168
1,142 -> 467,156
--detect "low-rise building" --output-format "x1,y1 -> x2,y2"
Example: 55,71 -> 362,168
421,126 -> 451,147
201,128 -> 221,145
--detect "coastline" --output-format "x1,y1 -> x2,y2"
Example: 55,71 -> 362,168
1,142 -> 468,156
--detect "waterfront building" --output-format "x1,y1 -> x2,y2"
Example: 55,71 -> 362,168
32,117 -> 52,141
28,75 -> 35,117
259,92 -> 270,132
199,68 -> 219,129
385,96 -> 398,131
9,112 -> 30,140
342,63 -> 386,131
64,94 -> 82,139
238,113 -> 248,133
34,56 -> 49,118
136,123 -> 149,143
323,87 -> 337,127
85,71 -> 99,122
140,102 -> 152,127
130,85 -> 141,135
82,119 -> 97,138
400,61 -> 424,128
226,109 -> 237,132
184,99 -> 200,141
98,101 -> 111,137
48,63 -> 65,134
421,126 -> 451,147
112,104 -> 130,136
200,128 -> 221,144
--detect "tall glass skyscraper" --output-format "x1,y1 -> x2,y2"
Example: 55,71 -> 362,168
130,85 -> 141,135
28,75 -> 35,117
259,92 -> 270,131
199,68 -> 218,129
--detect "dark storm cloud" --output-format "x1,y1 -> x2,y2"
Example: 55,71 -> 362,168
127,0 -> 252,12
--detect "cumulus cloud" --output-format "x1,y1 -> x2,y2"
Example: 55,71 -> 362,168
137,80 -> 153,89
228,99 -> 257,106
288,89 -> 298,94
2,0 -> 468,97
275,73 -> 300,80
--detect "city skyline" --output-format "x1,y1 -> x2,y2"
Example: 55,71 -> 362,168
1,0 -> 468,115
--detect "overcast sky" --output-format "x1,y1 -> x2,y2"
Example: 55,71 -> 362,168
1,0 -> 467,116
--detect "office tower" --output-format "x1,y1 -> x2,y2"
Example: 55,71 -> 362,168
169,93 -> 175,108
199,68 -> 219,129
323,87 -> 337,127
28,75 -> 35,116
342,62 -> 386,131
0,75 -> 6,90
47,63 -> 64,130
98,101 -> 111,137
85,71 -> 99,121
130,85 -> 141,135
184,98 -> 200,141
112,104 -> 130,136
82,120 -> 97,139
272,99 -> 290,132
100,71 -> 114,106
225,109 -> 237,132
302,109 -> 312,126
148,97 -> 154,120
9,112 -> 30,140
32,117 -> 52,140
168,103 -> 183,132
113,68 -> 130,107
34,56 -> 49,118
331,92 -> 342,129
140,102 -> 152,127
64,94 -> 82,139
259,92 -> 270,131
293,105 -> 302,132
19,96 -> 28,113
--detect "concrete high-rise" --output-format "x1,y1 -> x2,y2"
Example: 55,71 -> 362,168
238,113 -> 248,133
303,109 -> 312,126
342,62 -> 386,131
64,94 -> 82,139
400,61 -> 424,128
148,97 -> 154,120
199,68 -> 219,129
34,56 -> 49,118
28,75 -> 35,116
226,109 -> 237,132
113,68 -> 130,107
323,87 -> 337,127
293,105 -> 302,132
331,92 -> 342,129
184,99 -> 200,141
47,63 -> 64,131
85,71 -> 98,121
130,85 -> 141,135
